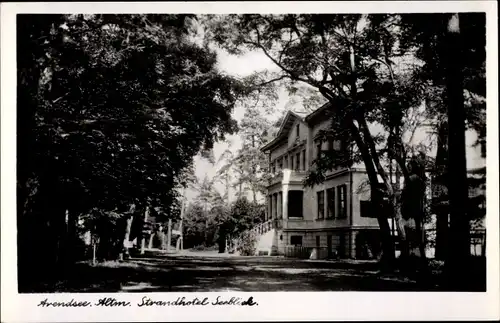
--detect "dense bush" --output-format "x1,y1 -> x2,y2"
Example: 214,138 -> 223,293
236,230 -> 257,256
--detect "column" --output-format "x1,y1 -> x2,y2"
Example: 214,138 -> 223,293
278,192 -> 283,219
270,195 -> 273,221
265,196 -> 269,221
282,185 -> 289,219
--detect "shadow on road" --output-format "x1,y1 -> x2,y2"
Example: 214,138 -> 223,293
20,253 -> 457,293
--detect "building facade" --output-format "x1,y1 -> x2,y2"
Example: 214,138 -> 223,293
261,105 -> 382,259
260,101 -> 486,260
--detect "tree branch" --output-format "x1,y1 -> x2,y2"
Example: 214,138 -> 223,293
255,75 -> 288,87
349,120 -> 379,186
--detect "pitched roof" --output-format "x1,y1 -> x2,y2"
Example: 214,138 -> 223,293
260,110 -> 305,152
260,98 -> 345,153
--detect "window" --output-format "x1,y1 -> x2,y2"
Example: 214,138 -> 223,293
288,190 -> 303,218
290,155 -> 294,170
296,153 -> 300,171
296,124 -> 300,137
337,185 -> 347,218
328,138 -> 334,151
284,155 -> 288,169
334,140 -> 342,151
273,193 -> 278,218
291,235 -> 303,246
278,158 -> 283,170
317,142 -> 322,159
327,187 -> 335,218
316,236 -> 320,247
317,191 -> 325,219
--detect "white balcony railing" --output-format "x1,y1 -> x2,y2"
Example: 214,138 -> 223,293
267,169 -> 308,186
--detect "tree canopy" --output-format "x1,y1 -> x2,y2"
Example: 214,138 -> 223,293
17,14 -> 242,279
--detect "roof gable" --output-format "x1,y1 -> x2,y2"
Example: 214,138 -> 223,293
260,111 -> 305,152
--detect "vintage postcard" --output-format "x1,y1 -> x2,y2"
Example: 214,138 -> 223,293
1,1 -> 499,322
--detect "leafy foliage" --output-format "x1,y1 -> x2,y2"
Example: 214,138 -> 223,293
17,14 -> 241,275
236,230 -> 258,256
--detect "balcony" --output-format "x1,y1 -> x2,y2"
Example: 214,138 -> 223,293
267,169 -> 307,185
267,169 -> 308,186
268,170 -> 284,186
286,169 -> 308,183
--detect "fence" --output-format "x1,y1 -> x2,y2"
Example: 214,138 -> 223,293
283,229 -> 486,260
404,229 -> 486,258
284,246 -> 333,259
284,245 -> 312,259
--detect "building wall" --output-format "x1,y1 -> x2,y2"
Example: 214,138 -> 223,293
270,169 -> 380,258
301,171 -> 351,224
278,228 -> 362,259
285,171 -> 378,229
351,171 -> 381,227
270,142 -> 288,162
309,118 -> 330,169
287,119 -> 309,148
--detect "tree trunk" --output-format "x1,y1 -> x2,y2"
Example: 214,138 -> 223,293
348,120 -> 395,269
140,207 -> 149,255
122,215 -> 134,260
167,218 -> 172,252
443,13 -> 470,288
148,233 -> 155,249
394,164 -> 410,266
434,121 -> 449,260
161,230 -> 167,250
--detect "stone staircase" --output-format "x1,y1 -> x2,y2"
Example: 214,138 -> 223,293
250,220 -> 278,256
230,220 -> 278,256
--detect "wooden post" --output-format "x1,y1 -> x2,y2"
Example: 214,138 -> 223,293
140,206 -> 149,255
167,218 -> 172,252
177,193 -> 185,252
92,242 -> 96,266
148,233 -> 155,249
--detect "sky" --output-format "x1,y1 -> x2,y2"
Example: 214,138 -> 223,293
185,48 -> 282,203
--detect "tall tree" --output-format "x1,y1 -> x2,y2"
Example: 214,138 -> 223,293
234,106 -> 275,202
207,14 -> 425,268
442,13 -> 470,287
17,14 -> 239,287
399,12 -> 486,284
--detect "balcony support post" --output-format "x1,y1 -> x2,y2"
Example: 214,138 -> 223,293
282,184 -> 289,220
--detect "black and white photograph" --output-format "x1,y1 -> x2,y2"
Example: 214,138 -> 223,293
1,1 -> 499,322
